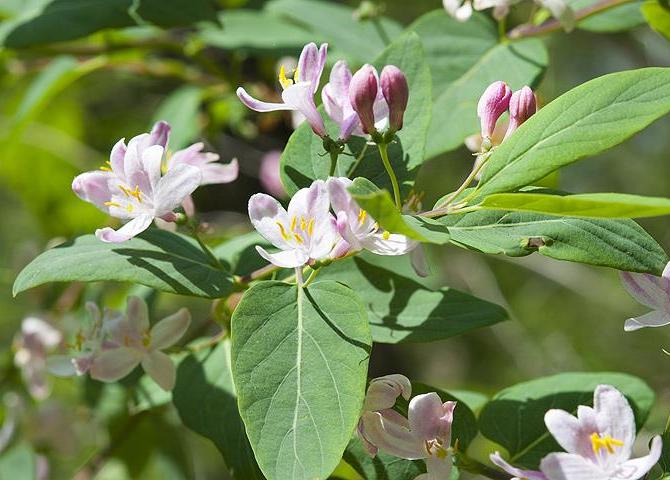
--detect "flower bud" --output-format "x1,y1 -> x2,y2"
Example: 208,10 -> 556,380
477,81 -> 512,139
380,65 -> 409,134
504,86 -> 537,140
349,64 -> 380,135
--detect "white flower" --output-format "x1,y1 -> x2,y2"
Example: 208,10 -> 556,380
620,261 -> 670,331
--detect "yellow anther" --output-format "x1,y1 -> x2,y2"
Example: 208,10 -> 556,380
290,215 -> 297,231
142,331 -> 151,348
300,216 -> 307,231
279,65 -> 294,89
104,201 -> 121,208
119,185 -> 142,202
99,160 -> 112,172
126,204 -> 134,213
382,231 -> 391,240
591,433 -> 624,455
276,222 -> 290,240
293,233 -> 304,244
307,218 -> 314,236
358,209 -> 368,224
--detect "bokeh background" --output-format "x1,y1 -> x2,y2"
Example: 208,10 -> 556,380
1,0 -> 669,478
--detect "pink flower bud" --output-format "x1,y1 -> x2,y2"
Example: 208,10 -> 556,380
504,86 -> 537,140
349,64 -> 380,135
477,81 -> 512,139
380,65 -> 409,133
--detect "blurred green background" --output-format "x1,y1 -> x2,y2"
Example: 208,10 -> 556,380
1,0 -> 670,478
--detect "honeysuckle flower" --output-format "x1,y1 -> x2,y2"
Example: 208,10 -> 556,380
167,142 -> 238,186
620,263 -> 670,331
504,86 -> 537,140
380,65 -> 409,134
259,150 -> 287,198
327,177 -> 417,257
359,374 -> 456,480
237,42 -> 328,137
249,180 -> 338,268
322,60 -> 360,140
443,0 -> 474,21
349,64 -> 392,136
490,452 -> 547,480
72,128 -> 202,243
13,317 -> 62,400
478,81 -> 512,141
540,384 -> 662,480
89,296 -> 190,391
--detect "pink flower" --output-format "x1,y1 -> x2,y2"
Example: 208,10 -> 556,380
504,86 -> 537,140
620,261 -> 670,331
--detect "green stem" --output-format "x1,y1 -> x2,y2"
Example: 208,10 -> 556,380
428,152 -> 490,216
192,228 -> 224,270
329,149 -> 339,177
377,142 -> 402,209
303,268 -> 321,287
372,17 -> 391,45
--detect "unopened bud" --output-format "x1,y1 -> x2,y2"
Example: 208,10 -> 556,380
504,86 -> 537,140
380,65 -> 409,134
349,64 -> 380,135
477,81 -> 512,139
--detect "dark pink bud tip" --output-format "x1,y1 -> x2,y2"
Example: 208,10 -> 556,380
504,86 -> 537,140
477,81 -> 512,139
381,65 -> 409,133
349,64 -> 379,135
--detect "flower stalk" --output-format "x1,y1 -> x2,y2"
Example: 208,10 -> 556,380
376,141 -> 402,209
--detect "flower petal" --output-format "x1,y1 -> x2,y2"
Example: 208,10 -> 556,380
490,452 -> 547,480
619,435 -> 662,480
109,138 -> 127,178
624,310 -> 670,332
360,411 -> 425,460
46,355 -> 77,377
72,171 -> 113,213
248,193 -> 291,249
297,42 -> 328,93
544,408 -> 596,458
126,296 -> 150,333
593,384 -> 635,462
256,246 -> 308,268
540,452 -> 609,480
360,233 -> 416,256
409,393 -> 454,442
141,144 -> 165,191
326,177 -> 355,216
288,180 -> 330,220
620,271 -> 668,309
90,347 -> 142,382
141,350 -> 176,391
364,374 -> 412,411
154,164 -> 201,215
411,246 -> 431,277
148,120 -> 170,149
95,214 -> 154,243
425,453 -> 453,480
200,159 -> 239,185
282,82 -> 326,137
150,308 -> 190,350
237,87 -> 291,112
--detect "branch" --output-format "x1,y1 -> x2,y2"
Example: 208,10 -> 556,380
508,0 -> 635,39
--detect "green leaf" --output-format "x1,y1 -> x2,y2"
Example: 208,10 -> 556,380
231,280 -> 372,480
409,10 -> 547,157
438,209 -> 668,274
318,256 -> 507,344
0,444 -> 36,480
477,68 -> 670,197
1,0 -> 218,48
173,342 -> 264,480
643,1 -> 670,41
280,32 -> 431,197
13,229 -> 234,298
347,178 -> 450,243
199,9 -> 318,52
478,192 -> 670,218
343,439 -> 426,480
479,372 -> 655,469
657,420 -> 670,475
151,86 -> 203,151
214,231 -> 271,276
265,0 -> 403,63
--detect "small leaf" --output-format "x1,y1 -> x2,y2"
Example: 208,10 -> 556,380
173,342 -> 264,480
477,67 -> 670,197
479,372 -> 655,469
13,230 -> 234,298
343,439 -> 426,480
231,280 -> 371,480
409,10 -> 548,157
319,255 -> 507,344
478,191 -> 670,218
438,209 -> 668,274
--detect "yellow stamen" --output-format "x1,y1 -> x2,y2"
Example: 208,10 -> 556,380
382,231 -> 391,240
279,65 -> 293,89
142,331 -> 151,348
119,185 -> 142,202
104,201 -> 121,208
276,222 -> 290,240
307,218 -> 314,236
358,209 -> 368,224
290,215 -> 297,232
300,216 -> 307,231
100,166 -> 112,172
126,204 -> 134,213
591,433 -> 624,455
293,233 -> 304,244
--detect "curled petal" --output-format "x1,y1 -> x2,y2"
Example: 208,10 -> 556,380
620,271 -> 669,310
141,350 -> 176,391
624,310 -> 670,332
620,435 -> 663,480
90,347 -> 142,382
95,214 -> 154,243
148,121 -> 170,149
109,138 -> 127,177
256,246 -> 309,268
200,160 -> 239,185
490,452 -> 547,480
360,411 -> 425,460
365,374 -> 412,411
236,87 -> 291,112
150,308 -> 191,350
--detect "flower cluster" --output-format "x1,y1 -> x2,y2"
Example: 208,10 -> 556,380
72,121 -> 238,243
49,297 -> 190,391
490,385 -> 662,480
237,42 -> 409,142
248,177 -> 417,269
